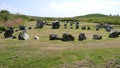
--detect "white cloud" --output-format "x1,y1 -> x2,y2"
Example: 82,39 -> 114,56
0,4 -> 24,14
43,0 -> 120,17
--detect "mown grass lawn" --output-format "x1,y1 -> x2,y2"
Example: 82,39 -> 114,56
0,21 -> 120,68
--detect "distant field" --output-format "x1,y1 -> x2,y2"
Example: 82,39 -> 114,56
0,21 -> 120,68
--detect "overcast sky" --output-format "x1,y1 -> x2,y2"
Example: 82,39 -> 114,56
0,0 -> 120,17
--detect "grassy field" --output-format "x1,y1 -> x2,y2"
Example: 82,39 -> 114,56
0,21 -> 120,68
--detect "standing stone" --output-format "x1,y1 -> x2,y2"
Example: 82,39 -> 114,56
96,25 -> 99,31
18,30 -> 30,40
12,36 -> 16,39
93,34 -> 102,40
4,28 -> 14,38
70,23 -> 73,26
28,27 -> 32,30
75,22 -> 79,29
81,26 -> 86,30
9,27 -> 14,33
76,22 -> 79,25
62,33 -> 74,41
52,20 -> 60,29
109,31 -> 119,38
78,33 -> 87,41
106,26 -> 113,32
76,25 -> 79,29
64,23 -> 67,29
87,27 -> 91,30
4,30 -> 13,38
49,34 -> 60,40
19,25 -> 25,30
36,20 -> 44,28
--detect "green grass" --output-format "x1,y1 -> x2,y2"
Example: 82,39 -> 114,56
0,21 -> 120,68
0,44 -> 120,68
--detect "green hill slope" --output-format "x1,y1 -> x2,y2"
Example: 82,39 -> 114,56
76,13 -> 108,18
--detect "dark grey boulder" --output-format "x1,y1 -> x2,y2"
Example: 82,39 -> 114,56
93,34 -> 102,40
109,31 -> 119,38
52,20 -> 60,29
12,36 -> 16,39
78,33 -> 87,41
70,23 -> 73,26
105,26 -> 113,32
49,34 -> 61,40
36,20 -> 44,28
19,25 -> 25,30
62,33 -> 74,41
117,31 -> 120,35
87,27 -> 91,30
9,27 -> 14,33
4,27 -> 14,38
76,25 -> 79,29
81,26 -> 86,30
28,27 -> 32,30
64,24 -> 67,29
96,25 -> 99,31
75,22 -> 79,25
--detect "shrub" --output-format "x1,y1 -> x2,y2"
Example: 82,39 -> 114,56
0,26 -> 6,31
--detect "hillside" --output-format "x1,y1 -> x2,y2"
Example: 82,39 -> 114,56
76,13 -> 108,18
0,10 -> 30,32
75,13 -> 120,25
